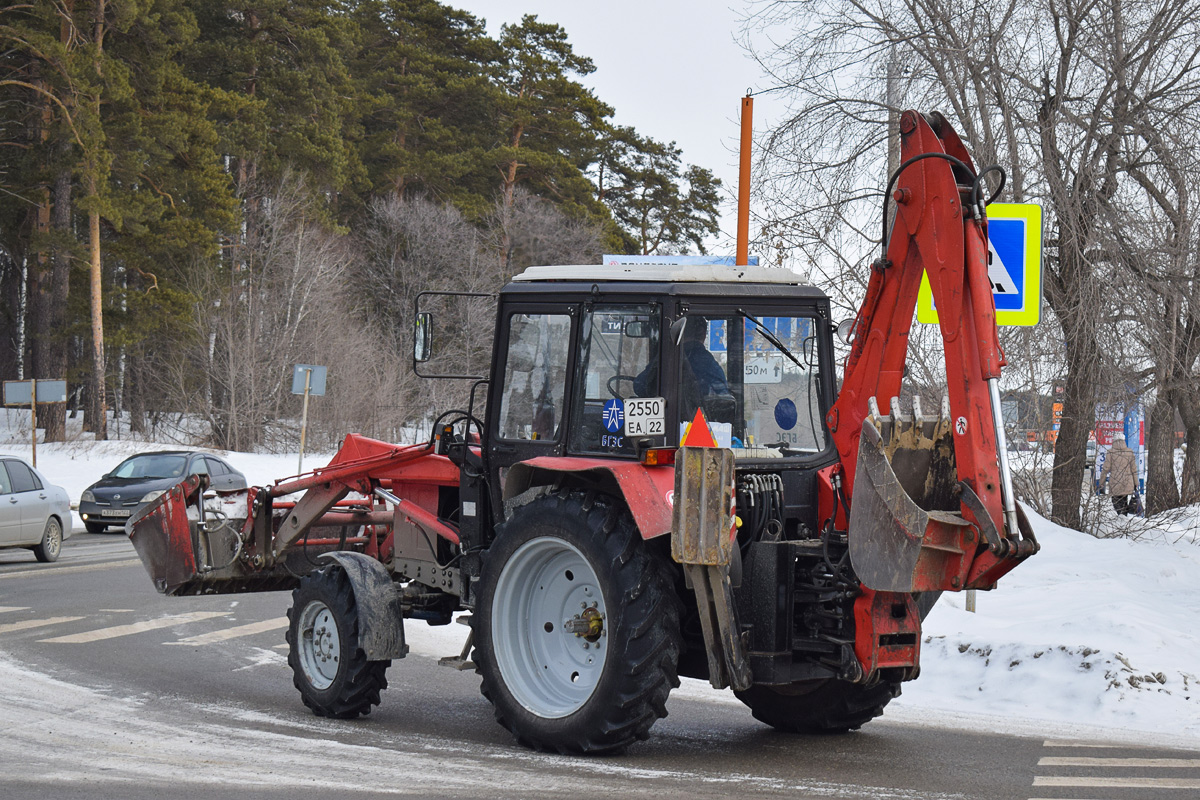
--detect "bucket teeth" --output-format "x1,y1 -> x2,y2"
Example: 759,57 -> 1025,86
864,395 -> 958,512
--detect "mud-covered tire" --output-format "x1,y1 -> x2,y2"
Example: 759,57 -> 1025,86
472,490 -> 682,754
736,678 -> 901,733
33,517 -> 62,563
286,564 -> 389,719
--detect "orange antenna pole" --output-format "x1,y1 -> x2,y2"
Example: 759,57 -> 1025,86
736,94 -> 753,266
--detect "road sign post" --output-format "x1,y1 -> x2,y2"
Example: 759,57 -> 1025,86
3,379 -> 68,467
292,365 -> 327,473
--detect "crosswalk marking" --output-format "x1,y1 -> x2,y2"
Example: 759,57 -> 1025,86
0,606 -> 31,614
167,618 -> 288,645
0,616 -> 85,635
1039,756 -> 1200,768
39,611 -> 228,643
0,558 -> 142,580
1033,775 -> 1200,789
1043,739 -> 1126,748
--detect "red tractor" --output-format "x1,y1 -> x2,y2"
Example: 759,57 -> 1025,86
130,111 -> 1037,753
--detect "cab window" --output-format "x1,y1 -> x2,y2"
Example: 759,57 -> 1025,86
497,313 -> 572,440
679,313 -> 828,457
570,304 -> 662,455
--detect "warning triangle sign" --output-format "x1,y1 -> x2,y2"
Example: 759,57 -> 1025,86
681,408 -> 718,448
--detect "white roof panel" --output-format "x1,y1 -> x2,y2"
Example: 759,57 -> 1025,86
511,264 -> 811,285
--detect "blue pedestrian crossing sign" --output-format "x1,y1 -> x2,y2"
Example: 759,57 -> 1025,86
917,203 -> 1043,327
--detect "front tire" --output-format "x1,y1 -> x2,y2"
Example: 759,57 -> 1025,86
33,518 -> 62,563
736,678 -> 901,733
84,521 -> 107,534
286,565 -> 390,719
473,491 -> 682,754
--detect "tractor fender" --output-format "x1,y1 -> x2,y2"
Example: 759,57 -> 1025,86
317,551 -> 408,661
504,456 -> 675,540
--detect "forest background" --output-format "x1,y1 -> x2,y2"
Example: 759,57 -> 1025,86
0,0 -> 721,457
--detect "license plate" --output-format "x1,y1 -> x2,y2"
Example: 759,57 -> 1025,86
100,509 -> 132,517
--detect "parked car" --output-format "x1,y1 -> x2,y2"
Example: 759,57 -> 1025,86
0,455 -> 72,562
79,451 -> 247,533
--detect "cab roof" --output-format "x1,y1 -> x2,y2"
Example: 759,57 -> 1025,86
512,264 -> 811,285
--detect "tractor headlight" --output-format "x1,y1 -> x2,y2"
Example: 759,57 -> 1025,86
140,490 -> 165,503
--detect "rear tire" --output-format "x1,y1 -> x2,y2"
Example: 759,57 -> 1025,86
286,564 -> 390,719
736,678 -> 901,733
473,491 -> 682,754
33,518 -> 62,563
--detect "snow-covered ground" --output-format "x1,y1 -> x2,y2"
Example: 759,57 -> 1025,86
3,409 -> 1198,747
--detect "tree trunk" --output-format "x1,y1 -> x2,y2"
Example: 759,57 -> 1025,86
1145,398 -> 1179,514
37,165 -> 73,442
88,205 -> 107,440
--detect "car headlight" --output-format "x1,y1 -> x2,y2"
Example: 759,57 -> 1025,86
81,490 -> 95,503
140,490 -> 165,503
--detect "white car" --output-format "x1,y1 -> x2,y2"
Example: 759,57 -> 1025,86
0,456 -> 72,562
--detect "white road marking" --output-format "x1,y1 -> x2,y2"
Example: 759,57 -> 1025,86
1033,776 -> 1200,789
0,558 -> 141,580
167,618 -> 287,645
39,611 -> 228,643
0,616 -> 85,635
1039,756 -> 1200,768
0,606 -> 31,614
1042,739 -> 1128,748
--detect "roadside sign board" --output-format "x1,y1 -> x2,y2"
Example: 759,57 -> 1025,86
291,365 -> 327,396
917,202 -> 1043,326
4,379 -> 67,405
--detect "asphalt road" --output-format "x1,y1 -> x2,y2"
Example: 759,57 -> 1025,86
2,531 -> 1197,799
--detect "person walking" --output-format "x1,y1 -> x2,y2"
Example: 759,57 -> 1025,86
1099,433 -> 1141,515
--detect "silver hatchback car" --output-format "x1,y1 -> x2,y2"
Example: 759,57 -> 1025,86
0,456 -> 72,562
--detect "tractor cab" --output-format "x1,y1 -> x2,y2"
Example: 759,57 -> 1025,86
483,265 -> 838,515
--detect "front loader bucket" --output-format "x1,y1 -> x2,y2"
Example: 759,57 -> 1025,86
127,476 -> 306,596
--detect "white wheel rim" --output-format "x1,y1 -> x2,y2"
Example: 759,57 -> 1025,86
297,601 -> 341,690
492,536 -> 607,719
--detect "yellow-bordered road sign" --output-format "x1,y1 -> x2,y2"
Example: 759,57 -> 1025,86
918,202 -> 1043,326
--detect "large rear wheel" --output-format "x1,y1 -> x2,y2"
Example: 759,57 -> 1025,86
286,564 -> 390,718
736,678 -> 901,733
473,491 -> 682,754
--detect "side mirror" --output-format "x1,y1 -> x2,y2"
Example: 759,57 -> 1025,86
414,312 -> 432,363
835,318 -> 855,345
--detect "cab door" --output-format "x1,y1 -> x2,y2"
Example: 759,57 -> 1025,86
486,305 -> 576,484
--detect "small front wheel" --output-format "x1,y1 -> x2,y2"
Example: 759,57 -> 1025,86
736,678 -> 901,733
286,565 -> 389,718
473,491 -> 682,754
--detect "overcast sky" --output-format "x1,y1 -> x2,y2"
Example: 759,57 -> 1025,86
450,0 -> 766,254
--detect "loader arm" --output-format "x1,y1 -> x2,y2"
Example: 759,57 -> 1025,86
827,111 -> 1037,595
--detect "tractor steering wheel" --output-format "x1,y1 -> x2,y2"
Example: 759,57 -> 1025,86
607,375 -> 638,398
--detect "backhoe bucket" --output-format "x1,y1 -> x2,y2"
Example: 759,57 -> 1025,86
844,400 -> 984,594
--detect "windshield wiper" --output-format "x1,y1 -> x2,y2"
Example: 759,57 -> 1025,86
736,309 -> 805,371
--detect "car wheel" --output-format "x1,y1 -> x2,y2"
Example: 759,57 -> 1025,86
33,517 -> 63,563
84,521 -> 107,534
